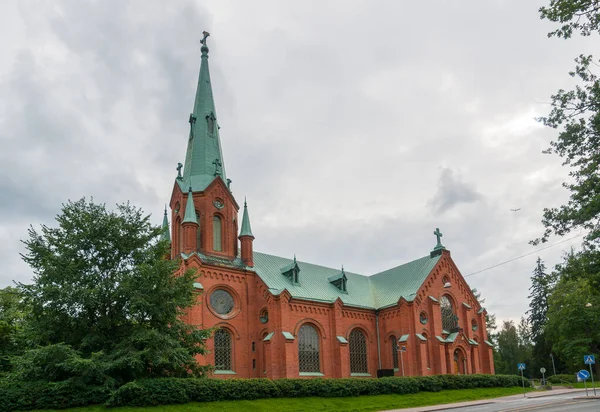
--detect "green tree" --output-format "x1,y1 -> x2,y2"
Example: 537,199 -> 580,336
534,2 -> 600,248
546,276 -> 600,374
15,198 -> 211,383
0,286 -> 28,374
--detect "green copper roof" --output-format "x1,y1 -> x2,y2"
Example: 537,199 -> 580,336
183,188 -> 198,224
251,252 -> 441,310
179,34 -> 228,193
369,255 -> 442,308
160,206 -> 170,242
239,198 -> 254,238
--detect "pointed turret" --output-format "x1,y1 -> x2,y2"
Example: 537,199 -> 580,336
180,31 -> 228,192
239,198 -> 254,238
238,197 -> 255,267
160,205 -> 171,242
182,187 -> 199,254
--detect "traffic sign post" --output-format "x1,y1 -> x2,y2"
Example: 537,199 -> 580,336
578,370 -> 590,397
540,367 -> 546,385
517,363 -> 526,397
584,355 -> 596,396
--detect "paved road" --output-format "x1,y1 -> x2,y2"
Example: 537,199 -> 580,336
385,390 -> 600,412
453,393 -> 600,412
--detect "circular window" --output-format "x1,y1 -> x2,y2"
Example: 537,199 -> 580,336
260,308 -> 269,324
471,319 -> 478,332
420,311 -> 428,324
210,289 -> 234,315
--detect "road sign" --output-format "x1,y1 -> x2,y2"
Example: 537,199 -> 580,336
540,367 -> 546,374
584,355 -> 595,365
517,363 -> 526,371
578,370 -> 590,380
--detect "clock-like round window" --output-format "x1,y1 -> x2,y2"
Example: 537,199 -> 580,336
420,311 -> 428,325
210,289 -> 234,315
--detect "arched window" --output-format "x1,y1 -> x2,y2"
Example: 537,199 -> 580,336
390,336 -> 399,369
349,329 -> 368,374
213,216 -> 222,251
298,324 -> 320,373
214,328 -> 232,371
195,211 -> 201,251
440,295 -> 459,332
175,217 -> 182,254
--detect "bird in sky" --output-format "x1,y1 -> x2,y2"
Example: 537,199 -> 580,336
510,208 -> 521,212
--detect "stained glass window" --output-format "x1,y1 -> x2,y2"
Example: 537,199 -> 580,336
298,324 -> 320,373
390,336 -> 399,369
213,216 -> 222,251
440,295 -> 459,332
349,329 -> 368,374
210,289 -> 234,315
214,328 -> 232,371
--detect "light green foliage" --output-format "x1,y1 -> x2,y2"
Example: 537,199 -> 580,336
534,2 -> 600,248
13,198 -> 211,384
546,276 -> 600,369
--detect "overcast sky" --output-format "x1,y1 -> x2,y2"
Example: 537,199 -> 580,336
0,0 -> 595,325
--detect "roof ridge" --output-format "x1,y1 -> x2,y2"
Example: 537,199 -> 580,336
253,250 -> 366,277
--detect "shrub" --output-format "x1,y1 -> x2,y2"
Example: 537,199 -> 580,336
547,374 -> 577,384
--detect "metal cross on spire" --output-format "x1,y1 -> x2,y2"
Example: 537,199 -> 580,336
200,31 -> 210,45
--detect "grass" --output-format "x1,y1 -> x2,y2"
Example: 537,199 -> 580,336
36,387 -> 533,412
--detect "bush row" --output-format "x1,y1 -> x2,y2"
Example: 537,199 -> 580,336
0,374 -> 526,410
106,374 -> 525,407
547,373 -> 577,384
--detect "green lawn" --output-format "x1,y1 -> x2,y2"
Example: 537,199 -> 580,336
37,387 -> 532,412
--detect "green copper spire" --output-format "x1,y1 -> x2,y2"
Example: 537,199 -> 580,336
239,197 -> 254,238
160,205 -> 171,242
183,187 -> 198,224
180,31 -> 228,193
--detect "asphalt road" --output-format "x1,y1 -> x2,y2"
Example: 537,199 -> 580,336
450,393 -> 600,412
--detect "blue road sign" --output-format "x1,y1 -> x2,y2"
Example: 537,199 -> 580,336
584,355 -> 595,365
578,370 -> 591,380
517,363 -> 526,371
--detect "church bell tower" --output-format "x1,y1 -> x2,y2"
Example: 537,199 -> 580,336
168,32 -> 253,262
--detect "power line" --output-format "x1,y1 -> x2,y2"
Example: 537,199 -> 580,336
464,232 -> 584,278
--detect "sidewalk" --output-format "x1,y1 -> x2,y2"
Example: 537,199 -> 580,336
382,388 -> 588,412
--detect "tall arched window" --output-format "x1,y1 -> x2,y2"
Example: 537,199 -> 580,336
390,336 -> 399,369
175,217 -> 182,254
349,329 -> 368,374
214,328 -> 232,371
298,324 -> 320,373
213,216 -> 222,251
440,295 -> 459,332
195,211 -> 201,252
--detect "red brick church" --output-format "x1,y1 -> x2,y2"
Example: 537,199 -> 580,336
163,33 -> 495,379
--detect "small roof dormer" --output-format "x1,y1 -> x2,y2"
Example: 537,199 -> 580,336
280,255 -> 300,285
328,266 -> 348,293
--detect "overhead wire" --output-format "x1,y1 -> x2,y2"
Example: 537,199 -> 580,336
464,232 -> 585,278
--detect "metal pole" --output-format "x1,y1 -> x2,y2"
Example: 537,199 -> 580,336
590,363 -> 596,396
585,375 -> 588,397
542,371 -> 545,386
521,369 -> 526,398
550,354 -> 556,376
400,350 -> 405,376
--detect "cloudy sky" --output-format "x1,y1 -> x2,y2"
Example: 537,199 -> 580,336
0,0 -> 595,324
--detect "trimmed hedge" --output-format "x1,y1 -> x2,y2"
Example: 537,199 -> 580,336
547,373 -> 577,384
105,374 -> 525,407
0,374 -> 526,410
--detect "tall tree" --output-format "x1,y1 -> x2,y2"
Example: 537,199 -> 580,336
527,258 -> 554,342
15,198 -> 211,383
533,1 -> 600,248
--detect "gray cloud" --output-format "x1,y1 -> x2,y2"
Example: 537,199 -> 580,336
0,0 -> 595,323
430,168 -> 482,213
